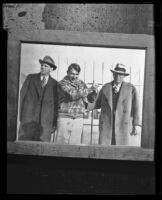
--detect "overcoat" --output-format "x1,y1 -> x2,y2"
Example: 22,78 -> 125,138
95,81 -> 141,145
19,73 -> 58,141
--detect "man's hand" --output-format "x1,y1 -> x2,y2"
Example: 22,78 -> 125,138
91,83 -> 99,93
87,83 -> 98,103
130,125 -> 141,136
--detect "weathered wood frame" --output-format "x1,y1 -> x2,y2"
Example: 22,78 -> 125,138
7,29 -> 155,161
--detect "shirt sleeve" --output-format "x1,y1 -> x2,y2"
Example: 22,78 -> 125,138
59,81 -> 93,101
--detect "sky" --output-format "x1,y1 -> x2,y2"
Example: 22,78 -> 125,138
20,43 -> 145,84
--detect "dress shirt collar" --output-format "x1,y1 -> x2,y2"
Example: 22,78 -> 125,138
112,81 -> 122,92
40,75 -> 49,81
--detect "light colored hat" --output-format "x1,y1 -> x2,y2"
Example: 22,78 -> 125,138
110,63 -> 129,76
39,56 -> 57,70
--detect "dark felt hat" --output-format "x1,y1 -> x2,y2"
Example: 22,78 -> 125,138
110,63 -> 129,76
39,56 -> 57,70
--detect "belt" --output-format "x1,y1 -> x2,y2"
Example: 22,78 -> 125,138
58,112 -> 83,119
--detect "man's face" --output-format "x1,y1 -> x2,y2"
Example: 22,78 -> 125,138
68,68 -> 79,82
40,63 -> 53,76
113,73 -> 125,84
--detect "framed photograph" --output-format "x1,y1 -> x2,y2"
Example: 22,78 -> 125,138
7,29 -> 155,161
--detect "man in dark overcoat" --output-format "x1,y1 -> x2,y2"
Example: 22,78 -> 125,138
88,64 -> 141,146
18,56 -> 58,142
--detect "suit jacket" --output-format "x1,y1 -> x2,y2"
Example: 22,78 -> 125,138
19,73 -> 58,141
95,81 -> 141,145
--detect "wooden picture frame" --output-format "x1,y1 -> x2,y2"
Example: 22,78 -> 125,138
7,29 -> 155,161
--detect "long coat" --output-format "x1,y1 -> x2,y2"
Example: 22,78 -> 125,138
95,81 -> 141,145
19,73 -> 58,141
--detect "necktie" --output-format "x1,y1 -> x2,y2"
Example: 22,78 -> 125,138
41,76 -> 46,88
113,85 -> 118,94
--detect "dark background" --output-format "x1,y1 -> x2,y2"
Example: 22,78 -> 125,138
7,154 -> 155,195
5,3 -> 161,195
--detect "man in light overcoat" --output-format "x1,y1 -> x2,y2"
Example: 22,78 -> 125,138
89,64 -> 141,145
19,56 -> 58,142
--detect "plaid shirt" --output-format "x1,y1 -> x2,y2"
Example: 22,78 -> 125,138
58,75 -> 92,118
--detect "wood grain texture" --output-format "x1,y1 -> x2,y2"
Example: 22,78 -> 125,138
141,47 -> 155,148
7,141 -> 154,161
7,29 -> 155,148
9,29 -> 154,48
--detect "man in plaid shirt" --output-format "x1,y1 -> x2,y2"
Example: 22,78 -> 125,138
55,63 -> 97,144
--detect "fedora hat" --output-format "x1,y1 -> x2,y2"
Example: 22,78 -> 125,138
39,56 -> 57,70
110,63 -> 129,76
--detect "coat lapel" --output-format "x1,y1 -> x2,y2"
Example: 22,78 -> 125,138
43,75 -> 54,93
34,73 -> 43,97
103,81 -> 129,111
46,75 -> 52,86
116,82 -> 128,110
103,82 -> 113,110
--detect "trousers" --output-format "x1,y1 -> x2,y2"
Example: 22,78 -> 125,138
55,117 -> 84,145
